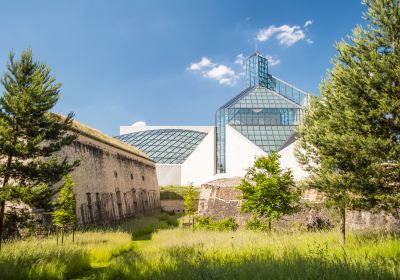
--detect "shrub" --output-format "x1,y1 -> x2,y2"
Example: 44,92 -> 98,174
195,216 -> 238,231
195,216 -> 213,230
245,217 -> 269,231
158,213 -> 170,221
215,217 -> 238,231
306,217 -> 334,231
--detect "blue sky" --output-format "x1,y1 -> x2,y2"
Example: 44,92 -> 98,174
0,0 -> 364,135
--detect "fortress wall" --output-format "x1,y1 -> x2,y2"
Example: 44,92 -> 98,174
198,179 -> 399,231
55,117 -> 160,226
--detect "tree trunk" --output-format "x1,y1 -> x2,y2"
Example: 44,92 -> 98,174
0,155 -> 12,251
340,207 -> 346,246
268,220 -> 272,231
0,200 -> 5,250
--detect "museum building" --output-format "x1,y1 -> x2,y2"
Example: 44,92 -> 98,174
116,53 -> 311,186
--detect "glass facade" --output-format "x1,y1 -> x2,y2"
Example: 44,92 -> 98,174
116,129 -> 207,164
246,52 -> 271,88
215,53 -> 308,174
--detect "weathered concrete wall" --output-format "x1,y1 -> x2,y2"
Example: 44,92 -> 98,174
56,119 -> 160,226
198,178 -> 399,231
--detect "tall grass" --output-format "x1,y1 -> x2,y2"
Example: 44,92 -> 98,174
0,231 -> 132,279
116,213 -> 181,239
1,214 -> 399,279
101,229 -> 400,280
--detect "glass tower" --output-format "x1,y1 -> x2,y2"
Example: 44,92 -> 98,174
215,53 -> 308,174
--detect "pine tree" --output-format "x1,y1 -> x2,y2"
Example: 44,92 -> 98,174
238,153 -> 300,230
0,50 -> 79,249
296,0 -> 400,245
52,175 -> 76,228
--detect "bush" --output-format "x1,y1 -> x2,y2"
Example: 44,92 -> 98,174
195,216 -> 213,230
158,213 -> 170,221
245,217 -> 269,231
195,216 -> 238,231
306,217 -> 334,231
215,217 -> 238,231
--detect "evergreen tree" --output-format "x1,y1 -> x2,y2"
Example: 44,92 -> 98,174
238,153 -> 300,230
52,175 -> 76,227
184,184 -> 197,216
296,0 -> 400,245
0,50 -> 78,248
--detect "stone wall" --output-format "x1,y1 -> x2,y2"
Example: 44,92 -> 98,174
56,118 -> 160,226
198,178 -> 399,231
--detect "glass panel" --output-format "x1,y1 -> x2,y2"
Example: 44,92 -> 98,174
115,129 -> 207,164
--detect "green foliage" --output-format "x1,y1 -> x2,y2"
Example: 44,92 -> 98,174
245,216 -> 269,231
306,217 -> 334,232
296,0 -> 400,243
238,153 -> 300,228
296,0 -> 400,213
183,184 -> 197,216
0,49 -> 79,239
195,216 -> 238,231
160,185 -> 200,200
52,175 -> 76,227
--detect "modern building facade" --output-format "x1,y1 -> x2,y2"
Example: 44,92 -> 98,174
117,53 -> 310,186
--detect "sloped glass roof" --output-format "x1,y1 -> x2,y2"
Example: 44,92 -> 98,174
230,87 -> 302,109
231,125 -> 297,153
216,69 -> 307,173
116,129 -> 207,164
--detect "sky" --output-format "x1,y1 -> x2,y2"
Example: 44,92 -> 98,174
0,0 -> 364,135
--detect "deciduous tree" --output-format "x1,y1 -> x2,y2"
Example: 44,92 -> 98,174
238,153 -> 300,230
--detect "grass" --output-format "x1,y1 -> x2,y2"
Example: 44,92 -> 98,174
0,231 -> 132,280
116,212 -> 181,240
1,214 -> 399,279
99,229 -> 400,280
160,185 -> 200,200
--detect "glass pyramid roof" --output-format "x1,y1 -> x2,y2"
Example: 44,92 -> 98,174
230,86 -> 302,109
116,129 -> 207,164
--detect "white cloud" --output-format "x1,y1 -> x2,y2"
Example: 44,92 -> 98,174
235,53 -> 246,65
203,65 -> 234,80
265,55 -> 280,66
187,57 -> 214,71
188,57 -> 239,86
203,65 -> 238,86
132,121 -> 146,127
304,20 -> 313,28
256,22 -> 312,46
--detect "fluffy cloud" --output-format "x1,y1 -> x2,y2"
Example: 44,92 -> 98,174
188,57 -> 214,71
265,55 -> 280,66
188,57 -> 239,86
256,21 -> 313,46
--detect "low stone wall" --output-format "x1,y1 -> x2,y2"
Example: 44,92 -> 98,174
198,178 -> 399,231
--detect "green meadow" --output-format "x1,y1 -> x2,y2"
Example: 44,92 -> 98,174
0,214 -> 399,280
